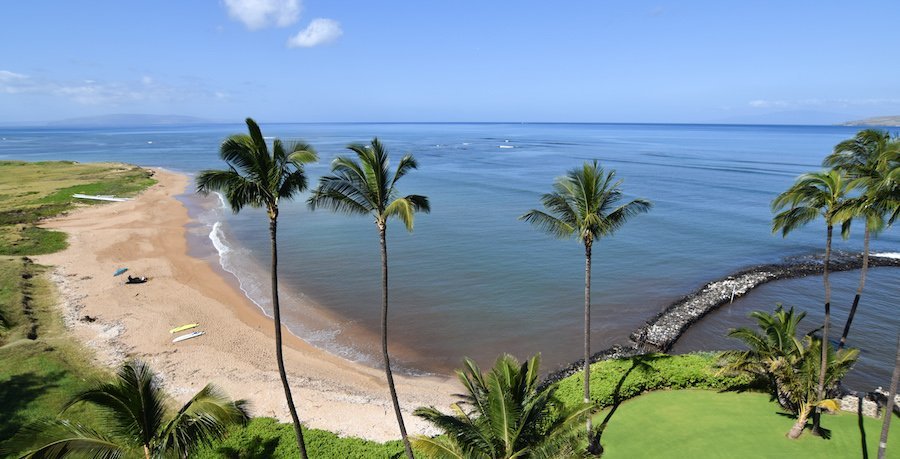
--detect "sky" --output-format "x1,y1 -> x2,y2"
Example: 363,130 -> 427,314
1,1 -> 899,124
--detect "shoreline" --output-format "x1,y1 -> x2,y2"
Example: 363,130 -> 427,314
34,168 -> 458,442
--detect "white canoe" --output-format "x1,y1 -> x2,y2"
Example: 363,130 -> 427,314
73,194 -> 131,202
172,331 -> 205,343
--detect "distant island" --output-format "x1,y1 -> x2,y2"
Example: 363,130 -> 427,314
841,115 -> 900,127
47,114 -> 213,127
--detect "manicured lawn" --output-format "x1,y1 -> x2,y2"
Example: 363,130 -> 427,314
594,389 -> 900,458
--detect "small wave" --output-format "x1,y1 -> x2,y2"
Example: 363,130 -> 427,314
872,252 -> 900,259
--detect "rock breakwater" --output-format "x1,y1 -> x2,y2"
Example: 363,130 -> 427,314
541,251 -> 900,388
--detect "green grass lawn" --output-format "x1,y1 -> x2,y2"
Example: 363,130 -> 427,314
0,161 -> 156,255
594,389 -> 900,458
0,257 -> 109,455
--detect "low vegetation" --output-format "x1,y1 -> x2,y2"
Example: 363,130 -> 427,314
0,160 -> 156,255
6,361 -> 249,459
0,257 -> 109,456
194,418 -> 407,459
553,352 -> 757,411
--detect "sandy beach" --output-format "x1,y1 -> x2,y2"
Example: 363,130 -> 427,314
34,168 -> 458,442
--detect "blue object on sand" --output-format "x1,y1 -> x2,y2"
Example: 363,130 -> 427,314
114,268 -> 128,277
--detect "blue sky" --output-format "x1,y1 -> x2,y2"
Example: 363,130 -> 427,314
1,1 -> 898,124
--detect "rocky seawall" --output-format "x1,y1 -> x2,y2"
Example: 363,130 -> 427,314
540,251 -> 900,389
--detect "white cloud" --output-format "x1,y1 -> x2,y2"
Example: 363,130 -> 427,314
0,70 -> 226,106
749,98 -> 900,109
223,0 -> 301,30
287,18 -> 342,48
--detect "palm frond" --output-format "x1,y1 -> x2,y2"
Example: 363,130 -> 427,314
63,361 -> 166,447
155,384 -> 249,456
4,420 -> 126,459
772,206 -> 820,237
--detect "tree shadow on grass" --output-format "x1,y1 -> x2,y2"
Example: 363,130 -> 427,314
589,354 -> 666,455
857,397 -> 868,459
0,371 -> 64,443
216,435 -> 279,459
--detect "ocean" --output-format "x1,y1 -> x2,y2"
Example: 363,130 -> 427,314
2,122 -> 897,390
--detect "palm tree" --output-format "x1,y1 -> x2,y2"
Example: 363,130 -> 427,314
824,130 -> 895,350
721,306 -> 806,412
772,168 -> 852,435
723,308 -> 858,439
196,117 -> 317,458
308,138 -> 429,459
412,354 -> 592,459
7,360 -> 249,458
780,335 -> 858,439
520,160 -> 651,451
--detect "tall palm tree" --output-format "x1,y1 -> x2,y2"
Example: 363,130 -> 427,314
520,160 -> 651,452
308,138 -> 429,459
412,354 -> 592,459
824,130 -> 894,350
196,117 -> 317,458
6,360 -> 249,458
772,168 -> 852,436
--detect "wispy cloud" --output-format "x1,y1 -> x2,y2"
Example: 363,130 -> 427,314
749,98 -> 900,109
287,18 -> 342,48
223,0 -> 301,30
0,70 -> 226,106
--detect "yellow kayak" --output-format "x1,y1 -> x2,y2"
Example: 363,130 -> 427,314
169,323 -> 199,334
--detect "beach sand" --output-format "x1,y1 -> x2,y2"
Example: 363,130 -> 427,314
34,169 -> 458,442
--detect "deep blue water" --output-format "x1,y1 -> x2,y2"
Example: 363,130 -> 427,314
2,123 -> 897,389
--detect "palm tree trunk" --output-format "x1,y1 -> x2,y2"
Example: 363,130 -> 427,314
839,223 -> 870,351
788,403 -> 812,439
380,222 -> 414,459
584,241 -> 593,434
143,444 -> 151,459
813,224 -> 833,436
878,334 -> 900,459
270,218 -> 308,459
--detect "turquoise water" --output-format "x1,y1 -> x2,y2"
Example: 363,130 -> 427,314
2,123 -> 897,389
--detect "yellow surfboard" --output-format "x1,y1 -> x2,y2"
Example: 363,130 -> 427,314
169,323 -> 199,334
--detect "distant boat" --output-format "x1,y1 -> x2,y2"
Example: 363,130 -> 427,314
73,194 -> 131,202
172,331 -> 205,343
169,323 -> 200,334
499,145 -> 515,149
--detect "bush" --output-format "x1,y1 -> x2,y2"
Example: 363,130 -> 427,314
554,352 -> 757,410
195,417 -> 406,459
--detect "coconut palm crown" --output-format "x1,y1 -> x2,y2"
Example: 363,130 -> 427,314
520,160 -> 651,452
412,354 -> 592,459
308,137 -> 429,459
196,117 -> 317,458
7,360 -> 249,459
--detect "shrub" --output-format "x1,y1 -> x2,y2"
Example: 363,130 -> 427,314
195,417 -> 406,459
554,352 -> 757,410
